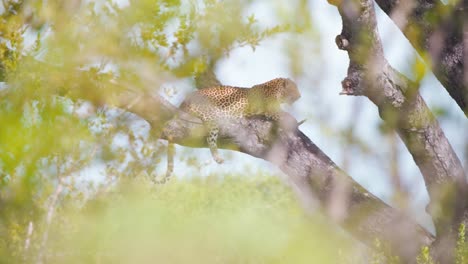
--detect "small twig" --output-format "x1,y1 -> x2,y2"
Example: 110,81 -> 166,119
24,221 -> 34,252
124,93 -> 143,110
36,157 -> 65,264
297,119 -> 307,126
388,131 -> 409,207
36,181 -> 63,264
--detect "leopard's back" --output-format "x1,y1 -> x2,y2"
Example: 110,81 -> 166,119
179,78 -> 301,122
180,86 -> 250,121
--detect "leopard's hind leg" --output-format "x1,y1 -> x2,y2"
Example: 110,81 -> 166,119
206,122 -> 224,164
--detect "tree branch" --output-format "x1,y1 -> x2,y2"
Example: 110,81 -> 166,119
374,0 -> 468,115
161,108 -> 435,260
329,0 -> 467,261
108,72 -> 434,261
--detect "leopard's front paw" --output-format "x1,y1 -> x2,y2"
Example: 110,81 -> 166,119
213,155 -> 224,164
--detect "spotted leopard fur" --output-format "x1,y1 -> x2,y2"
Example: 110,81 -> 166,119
161,78 -> 301,183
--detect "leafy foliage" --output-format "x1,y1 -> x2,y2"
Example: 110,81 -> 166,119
0,0 -> 307,263
417,246 -> 435,264
0,0 -> 466,263
40,176 -> 357,263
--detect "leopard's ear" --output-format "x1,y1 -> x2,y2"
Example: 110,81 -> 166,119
252,78 -> 287,89
285,78 -> 298,90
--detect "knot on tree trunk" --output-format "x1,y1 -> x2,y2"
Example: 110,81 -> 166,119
335,34 -> 350,50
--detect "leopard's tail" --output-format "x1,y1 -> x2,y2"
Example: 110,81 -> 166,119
154,140 -> 175,184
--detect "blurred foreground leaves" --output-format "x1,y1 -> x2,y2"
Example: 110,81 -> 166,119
2,0 -> 466,263
30,176 -> 356,264
0,0 -> 296,261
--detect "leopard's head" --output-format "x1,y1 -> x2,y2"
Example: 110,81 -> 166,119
254,78 -> 301,104
281,78 -> 301,104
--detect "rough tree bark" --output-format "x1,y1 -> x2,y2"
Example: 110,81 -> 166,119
328,0 -> 467,262
374,0 -> 468,116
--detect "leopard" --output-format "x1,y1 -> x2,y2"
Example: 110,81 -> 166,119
159,78 -> 301,183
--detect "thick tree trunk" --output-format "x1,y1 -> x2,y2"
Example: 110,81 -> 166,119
328,0 -> 468,262
374,0 -> 468,116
